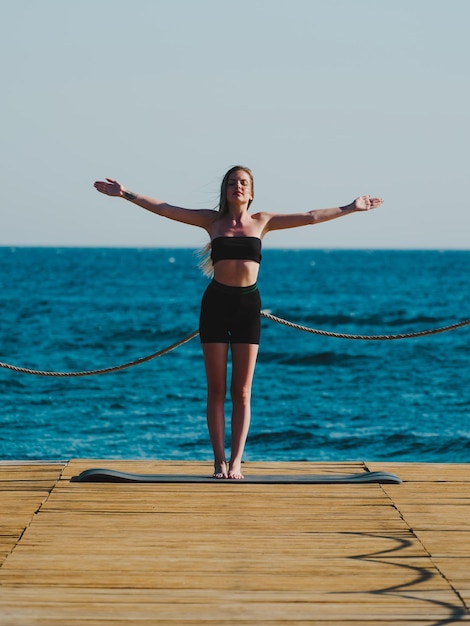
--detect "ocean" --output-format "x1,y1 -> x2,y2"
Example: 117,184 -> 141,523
1,247 -> 469,462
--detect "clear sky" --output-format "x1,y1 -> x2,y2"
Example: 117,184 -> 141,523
2,0 -> 469,249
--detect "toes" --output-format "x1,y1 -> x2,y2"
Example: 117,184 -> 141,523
212,469 -> 228,479
228,472 -> 244,480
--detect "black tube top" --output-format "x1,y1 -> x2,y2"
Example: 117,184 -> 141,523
211,237 -> 262,264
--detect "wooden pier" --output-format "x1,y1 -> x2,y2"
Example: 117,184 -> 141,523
0,460 -> 469,624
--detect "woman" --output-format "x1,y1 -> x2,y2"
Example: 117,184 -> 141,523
94,166 -> 383,479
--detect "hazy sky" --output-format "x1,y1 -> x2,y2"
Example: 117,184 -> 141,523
2,0 -> 469,249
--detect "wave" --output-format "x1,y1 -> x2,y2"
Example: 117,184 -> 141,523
273,311 -> 447,330
258,350 -> 375,366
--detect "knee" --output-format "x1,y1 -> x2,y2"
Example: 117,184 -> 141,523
230,383 -> 251,406
207,381 -> 226,403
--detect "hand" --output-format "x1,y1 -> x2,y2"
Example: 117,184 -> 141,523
354,195 -> 384,211
93,178 -> 123,197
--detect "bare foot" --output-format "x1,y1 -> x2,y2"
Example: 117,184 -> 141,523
213,460 -> 228,479
228,460 -> 244,480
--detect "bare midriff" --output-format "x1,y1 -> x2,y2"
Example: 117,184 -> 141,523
212,259 -> 260,287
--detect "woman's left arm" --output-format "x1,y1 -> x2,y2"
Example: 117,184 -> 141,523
261,196 -> 384,233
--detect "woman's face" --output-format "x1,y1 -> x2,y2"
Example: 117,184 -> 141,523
226,169 -> 253,205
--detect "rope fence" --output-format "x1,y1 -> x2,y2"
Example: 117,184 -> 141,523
1,313 -> 469,378
0,330 -> 199,378
260,311 -> 470,341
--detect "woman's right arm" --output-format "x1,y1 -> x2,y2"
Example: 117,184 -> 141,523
93,178 -> 216,229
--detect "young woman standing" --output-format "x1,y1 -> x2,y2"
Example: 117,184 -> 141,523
94,166 -> 383,479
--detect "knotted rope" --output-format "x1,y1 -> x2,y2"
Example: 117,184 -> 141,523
0,313 -> 469,377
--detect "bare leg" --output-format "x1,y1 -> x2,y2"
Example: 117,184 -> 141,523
202,343 -> 229,478
228,343 -> 259,479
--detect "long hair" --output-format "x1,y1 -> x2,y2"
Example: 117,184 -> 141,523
198,166 -> 254,277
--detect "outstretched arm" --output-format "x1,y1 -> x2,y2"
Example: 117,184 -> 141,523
93,178 -> 216,229
261,196 -> 384,233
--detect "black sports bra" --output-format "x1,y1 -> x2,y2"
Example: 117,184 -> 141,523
211,236 -> 262,264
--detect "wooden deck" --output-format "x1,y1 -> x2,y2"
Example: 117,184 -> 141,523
0,460 -> 469,625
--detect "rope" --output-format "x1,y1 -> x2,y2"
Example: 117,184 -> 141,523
0,330 -> 199,377
0,313 -> 469,377
260,311 -> 470,341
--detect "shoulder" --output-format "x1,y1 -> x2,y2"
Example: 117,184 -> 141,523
251,211 -> 279,228
192,208 -> 219,224
251,211 -> 273,223
248,212 -> 276,236
197,209 -> 219,217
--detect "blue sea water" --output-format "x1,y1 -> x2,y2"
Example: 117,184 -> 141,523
1,247 -> 469,462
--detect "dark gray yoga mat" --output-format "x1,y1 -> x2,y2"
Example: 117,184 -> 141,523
72,468 -> 401,484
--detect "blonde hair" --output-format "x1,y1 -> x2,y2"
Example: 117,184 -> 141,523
197,166 -> 254,277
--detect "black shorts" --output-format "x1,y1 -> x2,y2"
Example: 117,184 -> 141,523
199,280 -> 261,345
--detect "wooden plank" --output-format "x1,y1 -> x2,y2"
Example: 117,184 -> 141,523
0,463 -> 64,569
0,460 -> 469,625
367,462 -> 470,482
411,531 -> 470,557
